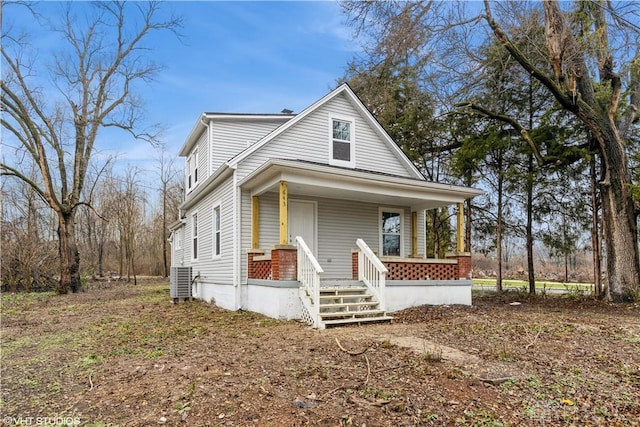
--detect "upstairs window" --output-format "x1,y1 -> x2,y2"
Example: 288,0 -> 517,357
187,149 -> 199,191
330,116 -> 355,167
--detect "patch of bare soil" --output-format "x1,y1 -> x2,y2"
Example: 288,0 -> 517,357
1,281 -> 639,426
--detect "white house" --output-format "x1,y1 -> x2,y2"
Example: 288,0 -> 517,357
169,83 -> 482,328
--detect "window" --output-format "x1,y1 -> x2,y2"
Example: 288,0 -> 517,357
187,149 -> 198,191
380,208 -> 402,257
175,229 -> 182,250
212,204 -> 221,258
192,212 -> 198,260
329,116 -> 355,167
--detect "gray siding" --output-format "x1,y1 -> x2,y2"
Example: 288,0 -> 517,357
211,119 -> 287,173
242,191 -> 413,279
235,92 -> 414,182
184,176 -> 235,284
171,226 -> 187,267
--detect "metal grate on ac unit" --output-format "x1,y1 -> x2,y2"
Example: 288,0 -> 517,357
170,266 -> 192,302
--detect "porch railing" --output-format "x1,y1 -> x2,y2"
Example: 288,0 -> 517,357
296,236 -> 323,327
356,238 -> 388,311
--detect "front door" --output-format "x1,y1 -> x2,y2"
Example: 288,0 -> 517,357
289,200 -> 317,255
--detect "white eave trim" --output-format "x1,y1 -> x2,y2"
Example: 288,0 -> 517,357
180,163 -> 235,211
240,159 -> 483,204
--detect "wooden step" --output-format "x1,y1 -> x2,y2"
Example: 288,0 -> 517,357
320,287 -> 368,295
319,294 -> 373,302
323,316 -> 393,327
319,301 -> 379,310
320,309 -> 386,319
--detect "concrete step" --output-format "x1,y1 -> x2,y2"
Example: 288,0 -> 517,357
323,316 -> 393,327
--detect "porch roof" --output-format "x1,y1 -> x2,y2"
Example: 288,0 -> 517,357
239,159 -> 483,210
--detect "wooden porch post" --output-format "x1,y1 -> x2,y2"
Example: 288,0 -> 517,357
279,181 -> 288,245
411,211 -> 418,257
456,202 -> 465,253
251,196 -> 260,249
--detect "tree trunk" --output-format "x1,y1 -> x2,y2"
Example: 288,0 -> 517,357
526,153 -> 535,294
585,113 -> 639,301
57,211 -> 82,294
599,159 -> 639,301
496,151 -> 504,293
590,155 -> 602,297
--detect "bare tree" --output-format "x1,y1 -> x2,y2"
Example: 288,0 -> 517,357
112,167 -> 146,285
154,146 -> 182,277
1,2 -> 181,293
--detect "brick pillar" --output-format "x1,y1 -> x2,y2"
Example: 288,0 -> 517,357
247,249 -> 265,279
351,250 -> 359,280
272,245 -> 297,280
447,252 -> 472,280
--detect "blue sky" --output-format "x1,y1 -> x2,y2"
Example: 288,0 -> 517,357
5,1 -> 359,174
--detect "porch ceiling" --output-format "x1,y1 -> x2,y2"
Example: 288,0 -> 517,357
239,159 -> 483,210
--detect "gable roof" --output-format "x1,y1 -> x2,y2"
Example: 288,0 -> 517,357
226,83 -> 425,180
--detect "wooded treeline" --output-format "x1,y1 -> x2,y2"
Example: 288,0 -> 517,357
1,156 -> 183,291
340,0 -> 640,300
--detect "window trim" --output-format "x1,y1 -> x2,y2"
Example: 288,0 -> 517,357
212,201 -> 222,260
379,207 -> 404,257
328,114 -> 355,168
191,211 -> 199,261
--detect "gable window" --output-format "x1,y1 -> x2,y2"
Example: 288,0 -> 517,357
187,149 -> 199,191
212,203 -> 221,258
380,208 -> 403,257
192,212 -> 198,260
329,115 -> 355,167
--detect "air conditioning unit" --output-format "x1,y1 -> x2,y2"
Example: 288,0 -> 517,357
170,266 -> 192,302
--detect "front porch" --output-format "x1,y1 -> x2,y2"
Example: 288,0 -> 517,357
246,238 -> 472,328
239,159 -> 480,327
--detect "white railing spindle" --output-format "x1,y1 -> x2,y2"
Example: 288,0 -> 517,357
296,236 -> 323,327
356,238 -> 387,311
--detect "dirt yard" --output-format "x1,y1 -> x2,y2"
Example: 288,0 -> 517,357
1,280 -> 639,426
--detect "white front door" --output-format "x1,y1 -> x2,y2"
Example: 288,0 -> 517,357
289,200 -> 317,255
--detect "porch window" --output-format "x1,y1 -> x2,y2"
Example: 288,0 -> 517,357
187,149 -> 198,191
381,208 -> 403,257
192,212 -> 198,261
212,203 -> 221,258
329,115 -> 355,168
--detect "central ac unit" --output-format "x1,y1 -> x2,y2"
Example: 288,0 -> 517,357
170,266 -> 192,301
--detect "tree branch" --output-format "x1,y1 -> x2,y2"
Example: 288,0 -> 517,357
456,101 -> 546,165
